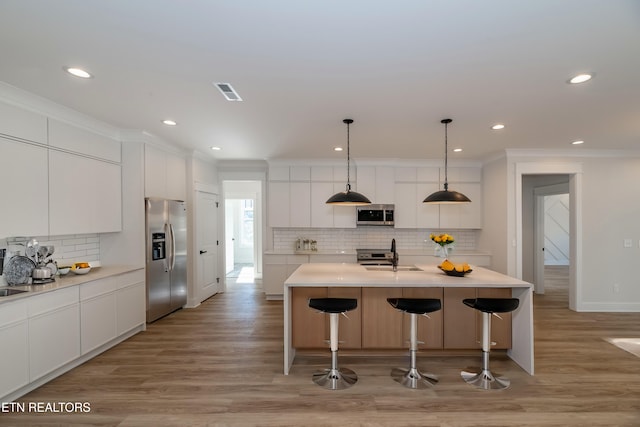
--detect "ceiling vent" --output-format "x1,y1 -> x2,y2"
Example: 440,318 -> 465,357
215,82 -> 242,101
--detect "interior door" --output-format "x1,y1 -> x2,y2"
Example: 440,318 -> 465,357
196,191 -> 219,302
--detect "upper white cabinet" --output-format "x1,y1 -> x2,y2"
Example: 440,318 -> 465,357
49,150 -> 122,235
356,166 -> 394,204
268,164 -> 357,228
438,167 -> 483,229
267,161 -> 482,230
144,144 -> 186,200
48,119 -> 121,162
394,167 -> 440,229
0,101 -> 47,144
0,137 -> 49,238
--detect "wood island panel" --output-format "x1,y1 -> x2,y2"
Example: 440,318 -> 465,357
443,287 -> 478,349
361,287 -> 403,348
291,287 -> 327,348
327,287 -> 361,349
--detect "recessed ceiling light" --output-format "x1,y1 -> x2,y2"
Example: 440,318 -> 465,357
162,119 -> 177,126
64,67 -> 92,79
568,73 -> 594,84
334,147 -> 343,152
571,140 -> 584,145
453,148 -> 463,152
211,146 -> 221,151
491,124 -> 505,130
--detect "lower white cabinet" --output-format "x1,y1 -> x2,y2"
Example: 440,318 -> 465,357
116,281 -> 146,336
80,270 -> 145,354
0,300 -> 29,399
28,287 -> 81,381
0,268 -> 146,401
263,254 -> 308,299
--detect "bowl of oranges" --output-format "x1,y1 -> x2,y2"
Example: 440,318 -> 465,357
438,259 -> 472,277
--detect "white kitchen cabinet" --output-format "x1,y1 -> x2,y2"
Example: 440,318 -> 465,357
28,286 -> 81,381
48,119 -> 121,162
116,270 -> 146,335
268,181 -> 290,227
356,166 -> 394,204
438,182 -> 482,229
394,181 -> 440,229
290,182 -> 311,227
311,182 -> 335,227
0,136 -> 49,238
49,150 -> 122,235
0,300 -> 29,399
0,101 -> 47,144
80,270 -> 145,354
80,277 -> 118,354
144,144 -> 186,200
332,182 -> 357,228
263,254 -> 308,299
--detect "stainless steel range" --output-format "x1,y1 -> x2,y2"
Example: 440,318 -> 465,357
356,248 -> 394,265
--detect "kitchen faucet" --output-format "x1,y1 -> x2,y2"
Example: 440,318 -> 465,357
391,238 -> 399,272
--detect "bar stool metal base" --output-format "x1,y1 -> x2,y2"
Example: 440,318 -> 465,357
312,367 -> 358,390
391,367 -> 438,389
461,369 -> 510,390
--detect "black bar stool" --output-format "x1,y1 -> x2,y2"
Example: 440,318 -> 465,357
461,297 -> 519,390
308,297 -> 358,390
387,298 -> 442,389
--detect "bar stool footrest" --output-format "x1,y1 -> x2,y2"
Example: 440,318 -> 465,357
312,368 -> 358,390
461,369 -> 510,390
391,367 -> 438,389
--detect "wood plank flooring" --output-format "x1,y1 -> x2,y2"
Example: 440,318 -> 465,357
4,266 -> 640,426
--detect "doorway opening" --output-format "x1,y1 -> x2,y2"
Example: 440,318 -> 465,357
521,174 -> 572,305
222,180 -> 263,285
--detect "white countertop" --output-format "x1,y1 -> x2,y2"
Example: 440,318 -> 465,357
0,265 -> 143,304
284,263 -> 531,288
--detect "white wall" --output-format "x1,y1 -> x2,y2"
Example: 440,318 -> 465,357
505,151 -> 640,311
478,156 -> 509,273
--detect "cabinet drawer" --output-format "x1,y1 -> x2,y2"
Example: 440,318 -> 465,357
0,299 -> 28,326
28,287 -> 79,317
80,276 -> 119,300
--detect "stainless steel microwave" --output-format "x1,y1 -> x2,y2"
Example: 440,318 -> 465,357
356,204 -> 394,226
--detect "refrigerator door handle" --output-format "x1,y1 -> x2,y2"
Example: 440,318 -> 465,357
163,222 -> 170,272
169,223 -> 176,271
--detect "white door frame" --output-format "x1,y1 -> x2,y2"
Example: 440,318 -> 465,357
515,162 -> 583,311
533,182 -> 570,294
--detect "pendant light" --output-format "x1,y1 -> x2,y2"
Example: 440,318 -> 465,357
423,118 -> 471,204
326,119 -> 371,205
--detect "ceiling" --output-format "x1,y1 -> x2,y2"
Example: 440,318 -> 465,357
0,0 -> 638,162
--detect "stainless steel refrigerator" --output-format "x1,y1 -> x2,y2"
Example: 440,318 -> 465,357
145,198 -> 187,323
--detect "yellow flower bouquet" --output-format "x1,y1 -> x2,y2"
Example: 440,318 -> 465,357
430,233 -> 454,246
430,233 -> 454,258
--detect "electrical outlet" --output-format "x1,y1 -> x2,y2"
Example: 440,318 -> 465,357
624,238 -> 632,248
613,283 -> 620,293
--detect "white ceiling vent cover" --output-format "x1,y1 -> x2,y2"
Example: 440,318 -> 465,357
215,82 -> 242,101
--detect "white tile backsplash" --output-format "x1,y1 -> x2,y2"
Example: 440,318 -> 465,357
273,228 -> 477,252
4,234 -> 100,264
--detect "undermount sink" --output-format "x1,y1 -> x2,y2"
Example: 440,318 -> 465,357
0,288 -> 29,297
365,265 -> 423,272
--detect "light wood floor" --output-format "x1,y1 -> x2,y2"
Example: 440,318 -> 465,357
6,266 -> 640,426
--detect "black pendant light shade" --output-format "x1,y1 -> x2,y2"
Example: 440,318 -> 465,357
423,119 -> 471,204
326,119 -> 371,205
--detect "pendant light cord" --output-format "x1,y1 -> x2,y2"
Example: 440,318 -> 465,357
344,118 -> 353,192
442,118 -> 452,192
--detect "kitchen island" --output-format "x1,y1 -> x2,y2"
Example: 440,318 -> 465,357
283,263 -> 533,375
